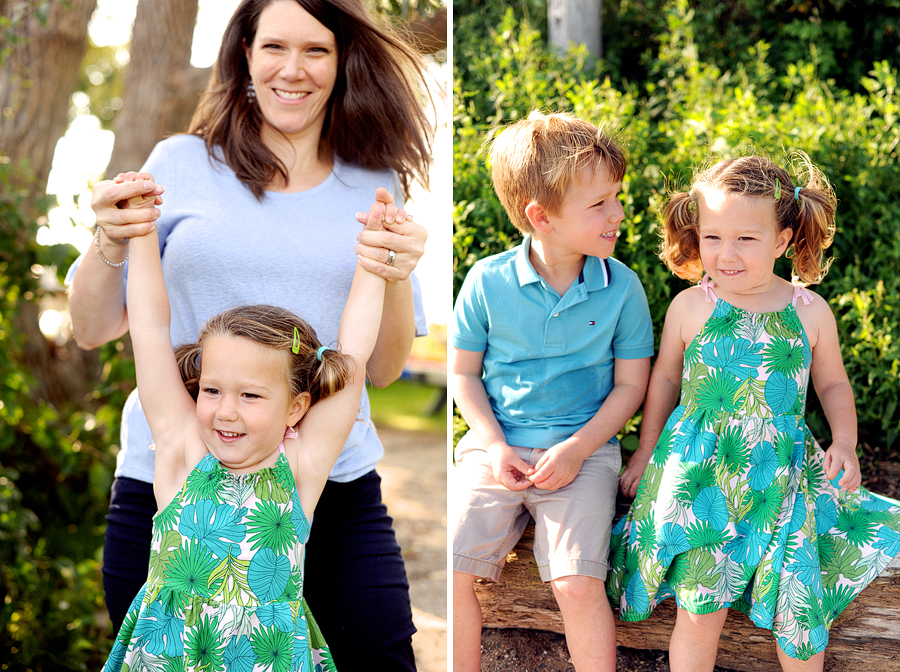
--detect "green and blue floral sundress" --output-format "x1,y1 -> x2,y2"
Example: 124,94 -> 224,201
607,277 -> 900,661
102,430 -> 336,672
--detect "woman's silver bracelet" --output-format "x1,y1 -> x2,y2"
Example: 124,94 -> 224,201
94,227 -> 129,268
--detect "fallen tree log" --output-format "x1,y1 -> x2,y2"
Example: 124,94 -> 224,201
474,500 -> 900,672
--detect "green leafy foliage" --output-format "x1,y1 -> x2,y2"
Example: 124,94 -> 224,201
454,1 -> 900,450
0,159 -> 123,669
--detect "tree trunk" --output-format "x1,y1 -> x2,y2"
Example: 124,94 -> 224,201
475,511 -> 900,672
0,0 -> 97,185
548,0 -> 602,59
0,0 -> 99,407
105,0 -> 207,177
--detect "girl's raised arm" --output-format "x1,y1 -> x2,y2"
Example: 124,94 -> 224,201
123,178 -> 196,451
294,205 -> 388,512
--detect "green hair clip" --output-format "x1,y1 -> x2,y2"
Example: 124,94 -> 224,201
292,326 -> 301,354
774,178 -> 781,200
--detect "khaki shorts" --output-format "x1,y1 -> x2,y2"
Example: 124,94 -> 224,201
451,431 -> 620,583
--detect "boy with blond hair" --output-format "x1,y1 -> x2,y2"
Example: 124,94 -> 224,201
451,111 -> 654,672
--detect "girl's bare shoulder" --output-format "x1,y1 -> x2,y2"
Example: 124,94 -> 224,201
670,285 -> 711,310
667,285 -> 716,344
794,287 -> 837,346
794,286 -> 831,311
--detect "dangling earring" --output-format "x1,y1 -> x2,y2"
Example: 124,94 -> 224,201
247,81 -> 256,102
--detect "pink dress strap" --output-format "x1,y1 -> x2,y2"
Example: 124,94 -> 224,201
699,274 -> 718,303
791,283 -> 814,306
278,426 -> 299,453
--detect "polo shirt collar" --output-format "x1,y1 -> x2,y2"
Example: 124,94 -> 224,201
514,236 -> 543,287
583,254 -> 612,291
515,235 -> 612,290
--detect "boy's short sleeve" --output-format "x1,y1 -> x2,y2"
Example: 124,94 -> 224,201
612,273 -> 655,359
453,263 -> 489,352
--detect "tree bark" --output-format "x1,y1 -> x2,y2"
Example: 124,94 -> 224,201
105,0 -> 207,177
0,0 -> 97,185
475,513 -> 900,672
0,0 -> 99,407
548,0 -> 602,59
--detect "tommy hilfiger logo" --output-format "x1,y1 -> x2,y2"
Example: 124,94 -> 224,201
588,321 -> 595,325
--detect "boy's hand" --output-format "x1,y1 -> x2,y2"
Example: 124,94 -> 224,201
823,442 -> 861,492
487,443 -> 534,491
528,442 -> 585,491
619,447 -> 652,498
113,171 -> 162,210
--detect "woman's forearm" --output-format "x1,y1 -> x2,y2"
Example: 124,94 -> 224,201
68,231 -> 130,350
70,175 -> 163,350
365,277 -> 415,387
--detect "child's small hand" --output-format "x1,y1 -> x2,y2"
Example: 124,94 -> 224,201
356,187 -> 412,231
354,187 -> 423,280
362,198 -> 386,233
487,442 -> 534,491
529,442 -> 584,491
113,171 -> 164,210
823,442 -> 862,492
619,448 -> 652,498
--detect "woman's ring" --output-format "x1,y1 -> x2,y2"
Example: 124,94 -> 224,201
386,249 -> 396,266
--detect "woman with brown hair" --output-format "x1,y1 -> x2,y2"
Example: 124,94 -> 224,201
67,1 -> 435,669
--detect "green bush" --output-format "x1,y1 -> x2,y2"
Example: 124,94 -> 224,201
453,1 -> 900,450
0,159 -> 122,670
456,0 -> 900,98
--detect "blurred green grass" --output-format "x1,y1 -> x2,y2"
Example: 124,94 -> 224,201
369,378 -> 447,435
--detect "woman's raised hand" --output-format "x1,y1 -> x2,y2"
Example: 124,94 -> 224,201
90,171 -> 164,244
354,187 -> 426,281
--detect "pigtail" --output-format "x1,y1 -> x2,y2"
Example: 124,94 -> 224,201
279,318 -> 354,406
310,348 -> 355,404
660,190 -> 704,281
174,343 -> 203,400
787,155 -> 836,285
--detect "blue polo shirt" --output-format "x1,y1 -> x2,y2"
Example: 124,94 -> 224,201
453,236 -> 654,450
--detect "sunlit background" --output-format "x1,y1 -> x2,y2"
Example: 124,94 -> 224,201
37,0 -> 450,350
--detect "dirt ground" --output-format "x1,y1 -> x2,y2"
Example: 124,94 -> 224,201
480,630 -> 679,672
474,440 -> 900,672
378,425 -> 448,672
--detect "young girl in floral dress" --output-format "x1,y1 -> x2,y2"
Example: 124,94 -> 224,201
101,175 -> 393,672
608,154 -> 900,672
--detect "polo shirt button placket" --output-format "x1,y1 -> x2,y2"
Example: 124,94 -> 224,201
545,308 -> 565,348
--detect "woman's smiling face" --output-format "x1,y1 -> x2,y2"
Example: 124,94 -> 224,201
244,0 -> 339,146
